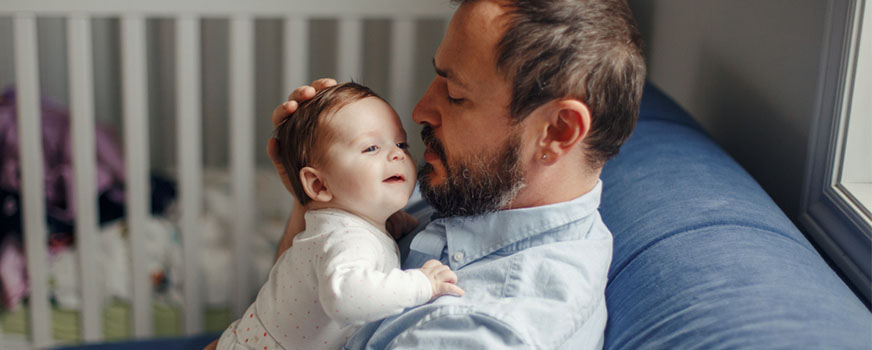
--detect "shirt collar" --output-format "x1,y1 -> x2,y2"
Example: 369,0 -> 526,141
416,180 -> 603,269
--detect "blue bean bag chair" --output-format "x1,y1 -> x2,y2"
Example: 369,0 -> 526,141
600,84 -> 870,349
60,83 -> 870,349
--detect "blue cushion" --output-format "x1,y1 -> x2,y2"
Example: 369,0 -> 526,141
600,83 -> 871,349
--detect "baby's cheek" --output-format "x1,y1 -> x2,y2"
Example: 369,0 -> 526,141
408,160 -> 418,178
345,177 -> 370,198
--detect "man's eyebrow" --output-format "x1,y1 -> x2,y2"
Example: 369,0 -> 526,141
432,57 -> 468,89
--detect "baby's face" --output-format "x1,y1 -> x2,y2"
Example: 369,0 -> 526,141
318,97 -> 417,224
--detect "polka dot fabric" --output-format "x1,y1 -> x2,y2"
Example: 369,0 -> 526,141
217,311 -> 281,350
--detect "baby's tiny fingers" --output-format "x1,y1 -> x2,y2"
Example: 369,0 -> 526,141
438,269 -> 458,284
421,259 -> 443,270
438,283 -> 465,297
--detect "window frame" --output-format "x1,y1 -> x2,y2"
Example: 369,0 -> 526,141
801,0 -> 871,305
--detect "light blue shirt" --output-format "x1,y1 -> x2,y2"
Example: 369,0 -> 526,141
345,181 -> 612,349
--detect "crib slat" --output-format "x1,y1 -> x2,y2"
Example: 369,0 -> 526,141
283,17 -> 309,96
338,17 -> 362,82
229,15 -> 255,317
120,15 -> 154,338
68,14 -> 103,342
176,15 -> 204,335
389,18 -> 416,123
13,14 -> 53,348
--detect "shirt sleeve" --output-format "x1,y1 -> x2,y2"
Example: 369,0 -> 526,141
316,228 -> 433,326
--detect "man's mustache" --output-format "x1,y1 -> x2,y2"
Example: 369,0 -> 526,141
421,126 -> 447,164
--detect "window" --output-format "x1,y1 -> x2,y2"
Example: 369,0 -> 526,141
801,0 -> 871,305
838,0 -> 872,219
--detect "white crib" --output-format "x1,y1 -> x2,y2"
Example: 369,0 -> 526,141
0,1 -> 454,348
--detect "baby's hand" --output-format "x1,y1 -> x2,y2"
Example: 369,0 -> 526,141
420,259 -> 465,299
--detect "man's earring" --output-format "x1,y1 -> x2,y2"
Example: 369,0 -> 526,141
541,153 -> 548,160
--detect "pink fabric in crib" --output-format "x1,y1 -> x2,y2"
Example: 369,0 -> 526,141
0,88 -> 126,223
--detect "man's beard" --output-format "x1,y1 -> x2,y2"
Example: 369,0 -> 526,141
418,126 -> 526,217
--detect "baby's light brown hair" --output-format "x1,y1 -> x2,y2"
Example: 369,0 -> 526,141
274,82 -> 383,206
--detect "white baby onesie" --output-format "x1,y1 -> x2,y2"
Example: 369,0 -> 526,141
217,208 -> 433,350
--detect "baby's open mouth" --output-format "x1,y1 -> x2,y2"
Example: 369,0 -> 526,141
383,175 -> 405,183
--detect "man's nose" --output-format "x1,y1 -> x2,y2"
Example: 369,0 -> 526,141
412,78 -> 441,127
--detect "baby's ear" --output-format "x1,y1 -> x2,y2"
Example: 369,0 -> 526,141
300,167 -> 333,202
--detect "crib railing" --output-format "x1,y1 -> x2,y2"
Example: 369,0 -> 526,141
0,1 -> 453,348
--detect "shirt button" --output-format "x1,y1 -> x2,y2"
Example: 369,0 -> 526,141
452,251 -> 465,262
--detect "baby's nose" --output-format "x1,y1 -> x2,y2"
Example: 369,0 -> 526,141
390,148 -> 405,161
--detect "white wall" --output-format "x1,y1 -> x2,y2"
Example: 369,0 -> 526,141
628,0 -> 828,220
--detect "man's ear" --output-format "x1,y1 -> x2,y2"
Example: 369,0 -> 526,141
300,166 -> 333,202
536,99 -> 591,163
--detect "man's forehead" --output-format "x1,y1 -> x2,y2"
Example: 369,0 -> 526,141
436,0 -> 508,85
454,0 -> 509,30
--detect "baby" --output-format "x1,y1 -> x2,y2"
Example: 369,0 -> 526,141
215,82 -> 464,350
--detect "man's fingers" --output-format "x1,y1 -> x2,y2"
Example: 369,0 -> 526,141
267,137 -> 281,164
287,79 -> 336,102
276,79 -> 337,128
267,78 -> 337,199
312,78 -> 337,91
270,103 -> 285,128
290,85 -> 316,102
267,138 -> 294,193
271,101 -> 298,128
284,100 -> 298,114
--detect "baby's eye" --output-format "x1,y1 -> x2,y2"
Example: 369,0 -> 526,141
363,145 -> 379,153
397,142 -> 409,149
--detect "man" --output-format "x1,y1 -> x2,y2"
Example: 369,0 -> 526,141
269,0 -> 644,348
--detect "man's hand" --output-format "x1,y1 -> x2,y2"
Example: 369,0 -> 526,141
267,78 -> 338,193
269,78 -> 337,259
420,259 -> 465,299
386,210 -> 419,240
